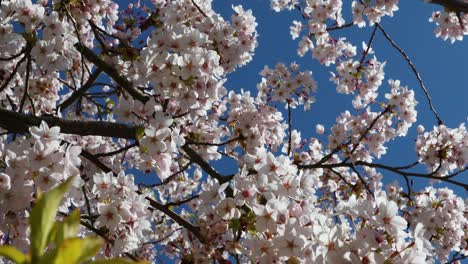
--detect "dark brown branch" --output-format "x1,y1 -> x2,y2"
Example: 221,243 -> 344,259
426,0 -> 468,13
78,147 -> 118,176
182,145 -> 234,184
18,53 -> 32,113
191,0 -> 208,18
394,161 -> 419,170
74,43 -> 150,103
142,228 -> 183,245
328,167 -> 355,191
0,107 -> 140,139
59,69 -> 103,111
308,22 -> 354,38
140,11 -> 160,31
444,254 -> 467,264
79,220 -> 139,261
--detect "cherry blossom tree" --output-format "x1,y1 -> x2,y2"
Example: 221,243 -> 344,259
0,0 -> 467,263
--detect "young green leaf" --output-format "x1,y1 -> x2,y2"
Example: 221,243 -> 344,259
135,126 -> 145,140
0,245 -> 28,263
51,237 -> 103,264
29,177 -> 75,262
47,209 -> 81,246
88,259 -> 150,264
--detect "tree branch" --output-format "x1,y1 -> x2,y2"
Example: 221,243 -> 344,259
425,0 -> 468,13
299,161 -> 468,190
59,69 -> 103,111
181,145 -> 234,184
0,107 -> 139,139
74,43 -> 150,104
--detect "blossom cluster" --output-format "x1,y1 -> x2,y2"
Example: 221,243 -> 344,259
91,171 -> 153,256
407,187 -> 467,261
429,11 -> 468,43
330,52 -> 386,109
416,123 -> 468,176
327,79 -> 418,161
0,122 -> 82,252
225,90 -> 288,155
183,150 -> 467,263
257,62 -> 317,110
351,0 -> 400,27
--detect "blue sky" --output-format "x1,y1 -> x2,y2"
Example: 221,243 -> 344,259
209,0 -> 468,194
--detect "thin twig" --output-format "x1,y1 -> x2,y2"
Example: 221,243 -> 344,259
94,142 -> 138,157
58,69 -> 103,111
344,106 -> 391,161
327,22 -> 354,32
444,254 -> 467,264
146,162 -> 192,188
287,101 -> 292,156
359,25 -> 378,65
165,195 -> 200,207
350,165 -> 374,198
18,53 -> 32,113
0,48 -> 26,61
78,144 -> 206,243
186,137 -> 240,147
299,161 -> 468,190
376,23 -> 443,125
191,0 -> 208,18
0,52 -> 28,93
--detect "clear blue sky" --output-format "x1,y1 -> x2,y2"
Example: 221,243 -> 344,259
209,0 -> 468,193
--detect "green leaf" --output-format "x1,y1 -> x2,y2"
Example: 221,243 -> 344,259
182,76 -> 195,86
0,245 -> 27,263
229,218 -> 241,232
51,237 -> 103,264
48,209 -> 81,246
88,259 -> 150,264
135,126 -> 145,140
105,99 -> 115,113
30,177 -> 74,262
76,237 -> 104,262
286,257 -> 300,264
